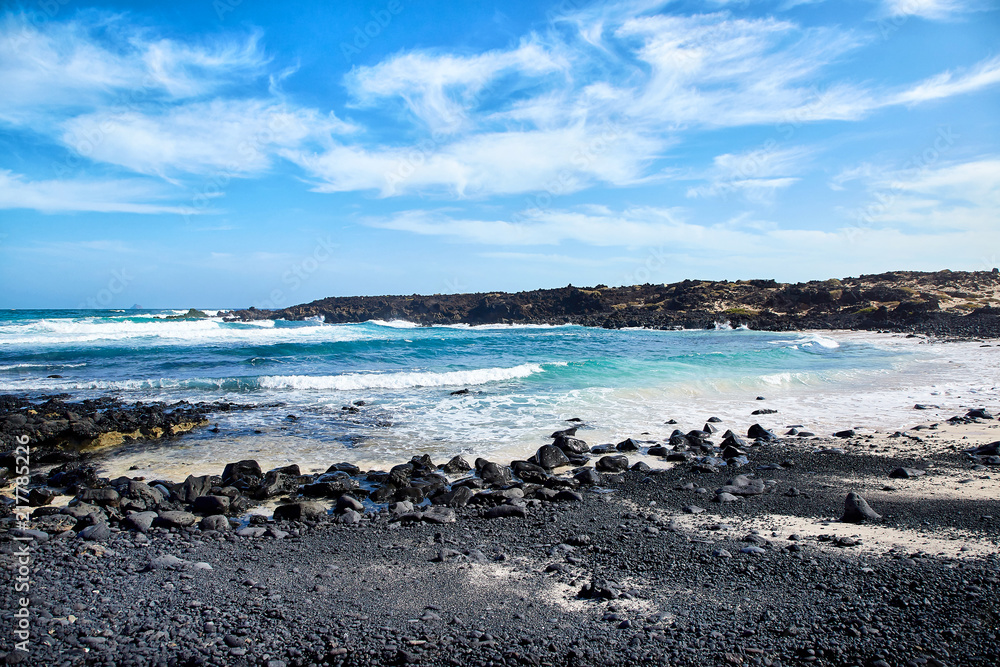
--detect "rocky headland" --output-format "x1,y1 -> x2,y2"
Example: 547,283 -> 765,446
223,270 -> 1000,338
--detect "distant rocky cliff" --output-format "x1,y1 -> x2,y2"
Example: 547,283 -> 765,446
223,270 -> 1000,337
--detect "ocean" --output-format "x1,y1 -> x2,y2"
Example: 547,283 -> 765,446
2,309 -> 997,479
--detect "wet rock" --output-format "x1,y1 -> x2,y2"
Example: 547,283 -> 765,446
479,462 -> 512,486
616,438 -> 641,452
595,455 -> 629,472
553,434 -> 590,455
435,485 -> 474,507
834,429 -> 856,438
747,424 -> 778,442
535,444 -> 571,469
440,455 -> 472,474
325,461 -> 361,475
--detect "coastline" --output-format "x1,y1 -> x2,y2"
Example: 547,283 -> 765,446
2,395 -> 999,665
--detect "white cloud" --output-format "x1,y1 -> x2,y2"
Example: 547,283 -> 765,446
888,56 -> 1000,106
881,0 -> 979,20
857,157 -> 1000,232
0,14 -> 268,125
287,124 -> 660,197
687,146 -> 810,202
0,170 -> 193,214
62,100 -> 352,177
347,41 -> 567,134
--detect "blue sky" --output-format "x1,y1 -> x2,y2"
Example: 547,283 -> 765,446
0,0 -> 998,309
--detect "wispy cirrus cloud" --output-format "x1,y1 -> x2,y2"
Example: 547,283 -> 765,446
686,146 -> 812,203
0,13 -> 269,125
0,170 -> 195,214
880,0 -> 986,20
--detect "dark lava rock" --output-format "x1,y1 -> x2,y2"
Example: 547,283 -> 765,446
834,429 -> 856,438
535,444 -> 571,469
889,467 -> 927,479
479,462 -> 512,486
575,468 -> 602,485
616,438 -> 641,452
221,460 -> 262,489
192,495 -> 231,515
154,511 -> 198,528
199,514 -> 230,531
552,434 -> 590,455
484,505 -> 527,519
273,501 -> 327,522
440,455 -> 472,474
747,424 -> 778,442
841,492 -> 881,523
595,455 -> 629,472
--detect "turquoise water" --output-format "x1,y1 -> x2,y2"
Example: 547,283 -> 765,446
0,309 -> 985,476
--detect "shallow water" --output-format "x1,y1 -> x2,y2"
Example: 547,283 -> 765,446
1,310 -> 997,478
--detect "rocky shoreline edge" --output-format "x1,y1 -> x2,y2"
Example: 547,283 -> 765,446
2,398 -> 999,666
221,270 -> 1000,338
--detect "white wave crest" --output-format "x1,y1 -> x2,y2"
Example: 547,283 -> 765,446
367,319 -> 420,328
259,363 -> 546,391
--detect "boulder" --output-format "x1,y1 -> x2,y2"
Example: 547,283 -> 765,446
535,445 -> 570,469
221,460 -> 262,489
889,467 -> 926,479
841,492 -> 881,523
484,505 -> 527,519
199,515 -> 230,532
175,475 -> 214,503
154,511 -> 198,528
121,511 -> 157,533
479,462 -> 512,486
595,455 -> 629,472
192,495 -> 231,515
440,455 -> 472,474
747,424 -> 778,442
273,501 -> 327,522
552,434 -> 590,455
616,438 -> 641,452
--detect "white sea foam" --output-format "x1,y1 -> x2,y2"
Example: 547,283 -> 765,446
259,363 -> 547,391
367,319 -> 420,328
0,317 -> 373,346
